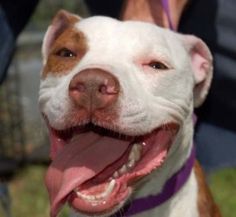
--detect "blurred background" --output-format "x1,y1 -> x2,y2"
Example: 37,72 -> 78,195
0,0 -> 235,217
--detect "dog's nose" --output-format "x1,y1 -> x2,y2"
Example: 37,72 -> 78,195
69,68 -> 120,111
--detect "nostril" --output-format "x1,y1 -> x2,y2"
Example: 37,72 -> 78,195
69,82 -> 86,92
98,84 -> 118,95
99,84 -> 107,95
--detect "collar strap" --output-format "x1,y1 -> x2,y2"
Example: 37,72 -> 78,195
161,0 -> 175,30
113,145 -> 195,216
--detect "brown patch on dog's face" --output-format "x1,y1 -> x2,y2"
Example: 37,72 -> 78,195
42,28 -> 88,78
52,9 -> 80,26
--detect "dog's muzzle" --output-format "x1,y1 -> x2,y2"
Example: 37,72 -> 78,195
69,68 -> 120,113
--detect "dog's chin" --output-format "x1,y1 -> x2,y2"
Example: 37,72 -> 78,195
45,121 -> 179,217
71,195 -> 128,217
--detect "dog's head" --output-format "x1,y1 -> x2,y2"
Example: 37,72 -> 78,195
39,10 -> 212,217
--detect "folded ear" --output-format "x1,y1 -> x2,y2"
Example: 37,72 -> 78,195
182,35 -> 213,107
42,10 -> 81,63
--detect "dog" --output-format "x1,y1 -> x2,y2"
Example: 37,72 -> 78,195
39,10 -> 221,217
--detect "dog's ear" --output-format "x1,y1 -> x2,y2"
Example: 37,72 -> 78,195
183,35 -> 213,107
42,10 -> 81,63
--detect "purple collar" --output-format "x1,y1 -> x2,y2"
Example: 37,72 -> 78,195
112,145 -> 195,217
161,0 -> 175,30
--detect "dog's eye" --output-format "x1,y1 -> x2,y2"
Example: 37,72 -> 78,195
149,61 -> 168,70
55,48 -> 76,58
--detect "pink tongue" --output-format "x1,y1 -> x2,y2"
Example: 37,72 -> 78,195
45,132 -> 130,217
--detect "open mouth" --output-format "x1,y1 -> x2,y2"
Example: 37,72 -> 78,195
45,122 -> 179,217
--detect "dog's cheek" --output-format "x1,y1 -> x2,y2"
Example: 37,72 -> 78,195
116,71 -> 172,134
39,75 -> 73,129
144,70 -> 194,123
116,99 -> 145,134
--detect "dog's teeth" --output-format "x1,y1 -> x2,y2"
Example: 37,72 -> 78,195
134,144 -> 142,161
127,145 -> 140,169
127,159 -> 135,168
76,191 -> 96,201
98,179 -> 116,199
111,144 -> 143,178
75,179 -> 116,201
128,149 -> 135,161
106,179 -> 116,195
94,179 -> 116,199
137,143 -> 142,151
128,144 -> 142,162
119,164 -> 128,175
113,171 -> 119,178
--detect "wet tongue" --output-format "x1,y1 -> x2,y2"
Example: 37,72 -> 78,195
45,131 -> 130,217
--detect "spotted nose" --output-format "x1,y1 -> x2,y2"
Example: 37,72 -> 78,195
69,68 -> 120,112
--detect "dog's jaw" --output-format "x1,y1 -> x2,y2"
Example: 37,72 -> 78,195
45,122 -> 179,217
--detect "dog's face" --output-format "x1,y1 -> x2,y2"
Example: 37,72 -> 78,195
39,10 -> 212,217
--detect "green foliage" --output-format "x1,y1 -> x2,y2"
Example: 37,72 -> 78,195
0,166 -> 69,217
210,168 -> 236,217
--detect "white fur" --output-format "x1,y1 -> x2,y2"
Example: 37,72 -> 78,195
39,16 -> 212,217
